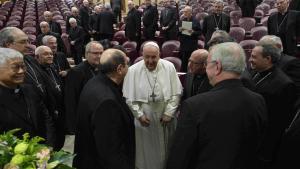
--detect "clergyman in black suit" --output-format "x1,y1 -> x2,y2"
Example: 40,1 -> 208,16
236,0 -> 262,17
64,41 -> 103,134
249,43 -> 297,167
68,18 -> 85,65
73,49 -> 135,169
42,11 -> 62,36
178,6 -> 201,72
0,48 -> 56,147
142,0 -> 159,40
97,3 -> 116,40
166,42 -> 268,169
202,0 -> 230,46
267,0 -> 300,56
183,49 -> 212,100
125,0 -> 141,43
160,0 -> 178,41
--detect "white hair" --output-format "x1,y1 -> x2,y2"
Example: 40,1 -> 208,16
104,2 -> 111,9
143,41 -> 160,50
35,46 -> 50,56
214,0 -> 224,4
0,48 -> 23,66
39,21 -> 49,27
69,17 -> 77,23
42,35 -> 56,45
210,42 -> 246,74
259,35 -> 283,52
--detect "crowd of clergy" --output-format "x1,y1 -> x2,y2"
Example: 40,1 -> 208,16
0,0 -> 300,168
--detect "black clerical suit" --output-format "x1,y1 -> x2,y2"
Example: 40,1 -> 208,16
183,73 -> 212,100
142,4 -> 158,40
112,0 -> 122,22
36,31 -> 66,53
64,61 -> 98,133
0,84 -> 56,147
53,52 -> 71,73
178,16 -> 201,72
73,73 -> 135,169
276,53 -> 300,99
167,79 -> 267,169
267,10 -> 300,56
89,13 -> 100,40
68,25 -> 85,65
251,67 -> 297,164
79,5 -> 91,45
202,13 -> 230,45
160,6 -> 178,40
236,0 -> 261,17
125,8 -> 141,42
289,0 -> 300,11
97,10 -> 116,40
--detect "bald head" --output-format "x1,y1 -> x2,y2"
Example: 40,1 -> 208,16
188,49 -> 208,74
100,49 -> 128,80
183,6 -> 192,18
43,11 -> 53,21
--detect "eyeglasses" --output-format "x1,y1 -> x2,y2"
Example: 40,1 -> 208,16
0,63 -> 27,72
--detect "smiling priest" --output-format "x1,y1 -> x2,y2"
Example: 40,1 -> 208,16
123,41 -> 182,169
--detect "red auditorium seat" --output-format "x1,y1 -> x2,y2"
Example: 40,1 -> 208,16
0,10 -> 9,16
163,57 -> 182,72
198,40 -> 205,49
267,8 -> 278,16
24,15 -> 36,21
113,31 -> 127,45
22,27 -> 37,35
11,11 -> 23,16
24,44 -> 36,56
0,15 -> 6,22
239,17 -> 256,32
223,5 -> 235,15
229,27 -> 245,43
6,20 -> 21,28
9,15 -> 22,22
134,56 -> 143,64
261,16 -> 269,26
0,20 -> 3,29
251,26 -> 268,41
23,20 -> 36,27
240,39 -> 258,66
122,41 -> 138,64
53,15 -> 64,21
258,3 -> 271,15
254,9 -> 264,19
28,34 -> 37,45
230,10 -> 242,26
161,40 -> 180,58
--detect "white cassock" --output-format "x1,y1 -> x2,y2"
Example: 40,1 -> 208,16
123,59 -> 182,169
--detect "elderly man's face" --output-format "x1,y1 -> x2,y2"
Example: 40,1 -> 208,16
72,9 -> 79,16
188,53 -> 207,74
249,46 -> 270,72
145,0 -> 151,6
0,57 -> 26,87
183,8 -> 192,18
86,44 -> 104,66
213,2 -> 223,14
8,30 -> 29,54
37,47 -> 54,65
44,12 -> 52,21
143,46 -> 160,71
46,38 -> 57,53
40,24 -> 50,34
276,0 -> 288,13
128,1 -> 134,10
70,21 -> 77,28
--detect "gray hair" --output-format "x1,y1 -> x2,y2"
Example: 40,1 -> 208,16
85,41 -> 103,53
256,44 -> 280,63
42,35 -> 57,45
258,35 -> 283,52
214,0 -> 224,4
35,46 -> 50,56
69,17 -> 77,23
104,2 -> 111,9
0,27 -> 20,47
0,48 -> 23,66
39,21 -> 49,27
210,42 -> 246,74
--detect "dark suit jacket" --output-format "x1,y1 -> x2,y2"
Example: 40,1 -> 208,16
0,84 -> 56,146
79,6 -> 91,31
68,26 -> 85,46
160,6 -> 177,32
89,13 -> 99,32
236,0 -> 261,17
125,8 -> 141,41
142,5 -> 158,32
183,73 -> 212,100
202,13 -> 230,44
289,0 -> 300,11
268,10 -> 300,56
64,61 -> 98,133
277,53 -> 300,98
167,79 -> 267,169
252,67 -> 297,162
179,16 -> 202,51
37,21 -> 62,35
73,73 -> 135,169
97,11 -> 116,35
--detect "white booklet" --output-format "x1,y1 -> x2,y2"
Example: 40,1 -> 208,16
182,21 -> 192,36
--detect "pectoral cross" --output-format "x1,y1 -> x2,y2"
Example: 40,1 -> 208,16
55,84 -> 61,92
215,27 -> 219,30
150,91 -> 157,102
37,83 -> 44,93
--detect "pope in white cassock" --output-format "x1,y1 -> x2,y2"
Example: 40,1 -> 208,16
123,41 -> 182,169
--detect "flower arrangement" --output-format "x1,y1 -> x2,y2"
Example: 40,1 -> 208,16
0,129 -> 75,169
